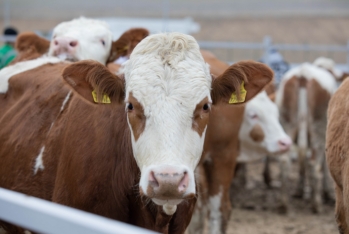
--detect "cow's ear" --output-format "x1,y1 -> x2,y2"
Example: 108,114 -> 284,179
211,61 -> 273,105
107,28 -> 149,63
12,32 -> 50,64
15,32 -> 50,55
62,60 -> 125,104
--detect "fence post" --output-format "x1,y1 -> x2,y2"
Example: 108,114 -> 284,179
263,36 -> 272,65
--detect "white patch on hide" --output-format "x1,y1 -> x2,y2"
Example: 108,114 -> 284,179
238,91 -> 291,163
48,17 -> 113,64
114,56 -> 128,65
209,186 -> 223,234
276,63 -> 337,108
297,87 -> 308,150
313,57 -> 343,79
60,91 -> 72,113
0,56 -> 62,93
124,33 -> 212,199
34,146 -> 45,175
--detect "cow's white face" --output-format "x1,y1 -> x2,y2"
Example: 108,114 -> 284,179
48,17 -> 113,64
123,33 -> 211,214
239,91 -> 291,154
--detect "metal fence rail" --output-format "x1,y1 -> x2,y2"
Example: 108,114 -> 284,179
0,188 -> 156,234
1,34 -> 348,70
198,36 -> 349,70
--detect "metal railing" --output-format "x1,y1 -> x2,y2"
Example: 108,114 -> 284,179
0,188 -> 156,234
1,33 -> 348,70
198,36 -> 349,70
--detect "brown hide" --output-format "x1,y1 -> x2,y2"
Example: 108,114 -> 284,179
200,50 -> 229,77
108,28 -> 149,63
194,56 -> 273,233
11,32 -> 50,64
281,76 -> 299,128
0,63 -> 195,234
202,103 -> 245,232
326,78 -> 349,233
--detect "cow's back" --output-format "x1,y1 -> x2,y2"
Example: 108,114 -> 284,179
0,63 -> 70,198
326,78 -> 349,187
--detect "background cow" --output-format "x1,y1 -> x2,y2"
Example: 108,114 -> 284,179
276,62 -> 337,213
326,76 -> 349,233
233,90 -> 292,211
7,18 -> 149,68
188,51 -> 276,234
0,32 -> 272,233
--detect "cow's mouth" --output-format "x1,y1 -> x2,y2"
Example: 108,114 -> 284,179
56,53 -> 78,62
139,185 -> 195,215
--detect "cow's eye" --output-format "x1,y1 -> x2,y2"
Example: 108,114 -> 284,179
127,103 -> 134,111
203,103 -> 210,111
250,114 -> 258,119
101,39 -> 105,46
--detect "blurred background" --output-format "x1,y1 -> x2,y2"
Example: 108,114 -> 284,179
1,0 -> 349,66
1,1 -> 349,233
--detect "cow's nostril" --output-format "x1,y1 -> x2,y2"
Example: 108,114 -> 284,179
278,139 -> 291,149
178,171 -> 189,193
69,41 -> 78,47
149,171 -> 159,187
54,40 -> 58,46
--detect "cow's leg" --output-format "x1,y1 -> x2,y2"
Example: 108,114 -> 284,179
322,153 -> 335,204
308,119 -> 328,213
294,146 -> 306,199
187,165 -> 207,234
229,163 -> 246,205
277,153 -> 291,214
204,150 -> 236,234
335,186 -> 348,234
263,155 -> 272,188
307,150 -> 322,213
233,162 -> 247,188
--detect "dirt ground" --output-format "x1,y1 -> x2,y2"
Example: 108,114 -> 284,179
225,158 -> 338,234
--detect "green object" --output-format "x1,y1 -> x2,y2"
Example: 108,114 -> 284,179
0,44 -> 17,69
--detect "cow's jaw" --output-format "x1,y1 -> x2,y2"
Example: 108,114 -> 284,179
123,33 -> 212,214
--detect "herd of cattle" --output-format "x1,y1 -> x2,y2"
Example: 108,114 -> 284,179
0,17 -> 349,234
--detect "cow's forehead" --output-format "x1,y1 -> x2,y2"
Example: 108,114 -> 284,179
246,92 -> 278,116
52,17 -> 112,40
124,33 -> 212,109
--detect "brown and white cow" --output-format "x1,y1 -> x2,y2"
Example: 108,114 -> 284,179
276,62 -> 337,213
8,17 -> 149,67
326,76 -> 349,234
0,33 -> 272,233
231,89 -> 292,214
188,50 -> 275,234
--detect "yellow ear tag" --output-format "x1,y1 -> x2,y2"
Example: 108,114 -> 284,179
92,90 -> 111,104
229,81 -> 247,104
